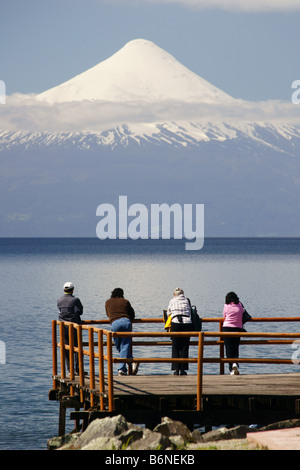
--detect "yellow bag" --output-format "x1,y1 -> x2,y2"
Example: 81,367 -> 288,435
164,314 -> 172,330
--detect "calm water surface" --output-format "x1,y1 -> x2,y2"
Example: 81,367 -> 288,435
0,237 -> 300,449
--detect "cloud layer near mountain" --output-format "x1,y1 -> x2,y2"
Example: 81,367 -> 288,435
0,92 -> 299,132
1,39 -> 299,132
120,0 -> 300,13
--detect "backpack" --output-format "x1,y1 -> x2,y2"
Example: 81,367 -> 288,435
191,305 -> 202,331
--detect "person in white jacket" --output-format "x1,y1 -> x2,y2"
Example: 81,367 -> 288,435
167,287 -> 192,375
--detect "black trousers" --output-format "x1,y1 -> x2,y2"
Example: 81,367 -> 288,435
170,322 -> 191,371
222,326 -> 243,371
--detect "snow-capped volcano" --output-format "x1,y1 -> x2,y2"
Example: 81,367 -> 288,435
37,39 -> 234,105
1,39 -> 300,238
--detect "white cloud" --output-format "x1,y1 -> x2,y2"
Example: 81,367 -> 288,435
114,0 -> 300,12
0,93 -> 300,133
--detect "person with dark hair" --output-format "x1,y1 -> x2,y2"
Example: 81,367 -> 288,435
105,288 -> 139,376
167,287 -> 192,376
57,282 -> 83,375
222,291 -> 244,375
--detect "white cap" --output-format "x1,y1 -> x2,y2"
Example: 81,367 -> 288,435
64,282 -> 74,290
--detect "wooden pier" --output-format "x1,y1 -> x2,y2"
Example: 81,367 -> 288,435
49,317 -> 300,435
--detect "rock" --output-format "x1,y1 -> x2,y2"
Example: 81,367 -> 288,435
128,428 -> 172,450
77,425 -> 144,451
118,426 -> 144,447
55,415 -> 148,450
199,425 -> 251,442
81,436 -> 123,450
258,419 -> 300,432
53,415 -> 285,450
191,428 -> 203,442
168,434 -> 186,448
47,432 -> 80,450
153,417 -> 193,443
74,414 -> 128,449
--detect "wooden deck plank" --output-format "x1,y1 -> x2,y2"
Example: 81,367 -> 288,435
112,373 -> 300,397
54,372 -> 300,431
56,372 -> 300,397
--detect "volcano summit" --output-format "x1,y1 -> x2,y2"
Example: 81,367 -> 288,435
37,39 -> 234,105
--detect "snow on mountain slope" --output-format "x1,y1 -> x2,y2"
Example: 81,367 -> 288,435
2,38 -> 297,146
37,39 -> 234,105
25,38 -> 300,152
1,121 -> 300,155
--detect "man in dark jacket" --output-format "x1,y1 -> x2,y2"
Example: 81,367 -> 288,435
105,287 -> 139,376
57,282 -> 83,374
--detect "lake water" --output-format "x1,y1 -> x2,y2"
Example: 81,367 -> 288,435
1,237 -> 300,450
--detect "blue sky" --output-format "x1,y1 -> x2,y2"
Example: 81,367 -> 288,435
1,0 -> 300,102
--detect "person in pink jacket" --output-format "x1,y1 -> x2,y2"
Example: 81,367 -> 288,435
222,291 -> 244,375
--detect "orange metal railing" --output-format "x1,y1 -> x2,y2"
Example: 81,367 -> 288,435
52,317 -> 300,412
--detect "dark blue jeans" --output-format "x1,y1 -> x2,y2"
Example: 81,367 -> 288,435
111,317 -> 133,373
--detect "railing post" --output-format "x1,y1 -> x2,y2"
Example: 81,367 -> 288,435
59,321 -> 66,379
52,320 -> 58,388
69,323 -> 74,380
89,327 -> 95,407
69,323 -> 75,396
107,331 -> 114,412
58,401 -> 66,437
77,324 -> 84,403
197,332 -> 204,411
98,329 -> 105,410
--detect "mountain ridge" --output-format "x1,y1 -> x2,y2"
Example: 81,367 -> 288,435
1,120 -> 299,154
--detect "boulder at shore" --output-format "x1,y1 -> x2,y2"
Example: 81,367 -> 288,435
47,415 -> 300,450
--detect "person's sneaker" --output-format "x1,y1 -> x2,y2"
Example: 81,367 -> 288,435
173,370 -> 179,375
118,370 -> 127,376
180,370 -> 187,375
132,362 -> 139,375
230,363 -> 239,375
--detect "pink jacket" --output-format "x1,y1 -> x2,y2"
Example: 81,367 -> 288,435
223,302 -> 243,328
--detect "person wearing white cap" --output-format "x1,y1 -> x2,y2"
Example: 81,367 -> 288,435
57,282 -> 83,374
